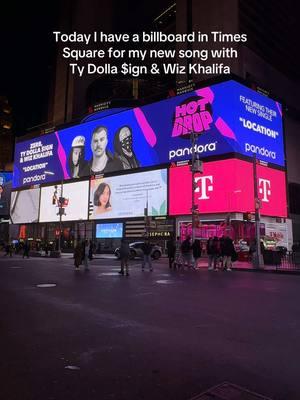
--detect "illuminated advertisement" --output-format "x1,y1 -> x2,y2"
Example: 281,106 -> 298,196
169,159 -> 287,217
89,169 -> 167,220
39,180 -> 89,222
13,80 -> 284,188
10,188 -> 40,224
96,223 -> 123,238
0,172 -> 13,216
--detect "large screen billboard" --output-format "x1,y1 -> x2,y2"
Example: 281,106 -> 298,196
39,180 -> 89,222
10,188 -> 40,224
96,223 -> 123,238
13,80 -> 284,189
169,159 -> 287,217
0,172 -> 13,216
89,169 -> 167,220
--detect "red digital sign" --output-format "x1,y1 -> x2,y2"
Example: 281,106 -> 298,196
169,159 -> 287,217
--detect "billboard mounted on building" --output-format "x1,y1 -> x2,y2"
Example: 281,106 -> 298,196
13,80 -> 284,189
169,159 -> 287,218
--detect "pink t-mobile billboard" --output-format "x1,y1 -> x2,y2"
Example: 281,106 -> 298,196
169,159 -> 287,217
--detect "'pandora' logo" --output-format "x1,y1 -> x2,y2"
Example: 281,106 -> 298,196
259,178 -> 271,202
245,143 -> 276,159
169,142 -> 217,160
194,176 -> 213,200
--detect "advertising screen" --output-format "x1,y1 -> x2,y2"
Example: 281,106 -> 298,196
89,169 -> 167,220
96,223 -> 123,238
10,188 -> 40,224
39,180 -> 89,222
13,80 -> 284,188
169,159 -> 287,217
0,172 -> 13,216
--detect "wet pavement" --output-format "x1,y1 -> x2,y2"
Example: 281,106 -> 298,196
1,255 -> 300,399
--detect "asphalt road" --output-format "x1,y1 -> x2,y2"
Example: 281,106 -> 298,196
1,255 -> 300,400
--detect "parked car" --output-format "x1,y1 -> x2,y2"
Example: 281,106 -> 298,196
114,241 -> 162,260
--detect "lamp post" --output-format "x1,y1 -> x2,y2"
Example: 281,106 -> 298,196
253,155 -> 262,268
190,131 -> 203,243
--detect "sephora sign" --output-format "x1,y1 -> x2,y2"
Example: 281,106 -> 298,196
169,159 -> 287,217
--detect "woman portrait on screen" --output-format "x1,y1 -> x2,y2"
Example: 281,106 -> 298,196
67,135 -> 88,178
93,182 -> 112,215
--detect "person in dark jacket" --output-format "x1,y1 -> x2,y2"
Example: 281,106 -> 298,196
23,241 -> 30,258
209,236 -> 220,270
74,242 -> 82,270
141,239 -> 153,271
119,239 -> 130,276
222,236 -> 235,271
181,235 -> 193,268
88,240 -> 94,260
192,239 -> 202,269
166,238 -> 176,269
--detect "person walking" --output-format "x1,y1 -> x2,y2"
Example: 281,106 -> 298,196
74,242 -> 82,270
23,241 -> 30,259
222,236 -> 235,271
207,237 -> 214,269
192,239 -> 202,269
209,236 -> 220,270
141,239 -> 153,271
84,240 -> 90,271
173,236 -> 182,269
119,238 -> 130,276
88,240 -> 94,260
181,235 -> 193,268
166,238 -> 176,269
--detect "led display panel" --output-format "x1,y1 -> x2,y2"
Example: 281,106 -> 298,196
39,180 -> 89,222
96,223 -> 123,238
0,172 -> 13,216
169,159 -> 287,217
89,169 -> 167,220
13,80 -> 284,188
10,188 -> 40,224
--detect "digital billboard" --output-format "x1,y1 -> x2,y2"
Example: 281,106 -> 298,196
13,80 -> 284,188
0,172 -> 13,216
89,169 -> 167,220
10,188 -> 40,224
96,223 -> 123,238
39,180 -> 89,222
169,159 -> 287,217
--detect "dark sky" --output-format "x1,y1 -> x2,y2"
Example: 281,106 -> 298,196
0,0 -> 173,137
0,1 -> 60,136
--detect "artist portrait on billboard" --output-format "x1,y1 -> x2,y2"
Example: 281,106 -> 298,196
82,126 -> 122,176
113,125 -> 140,169
67,135 -> 88,178
93,182 -> 112,216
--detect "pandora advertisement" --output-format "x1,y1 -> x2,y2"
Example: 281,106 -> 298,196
13,80 -> 284,188
169,159 -> 287,217
39,180 -> 89,222
89,169 -> 167,220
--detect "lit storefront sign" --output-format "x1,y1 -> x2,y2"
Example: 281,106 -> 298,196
169,159 -> 287,217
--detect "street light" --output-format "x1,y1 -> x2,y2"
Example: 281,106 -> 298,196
190,131 -> 203,243
253,155 -> 262,268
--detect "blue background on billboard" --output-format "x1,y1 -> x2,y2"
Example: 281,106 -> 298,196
96,223 -> 123,238
13,80 -> 284,188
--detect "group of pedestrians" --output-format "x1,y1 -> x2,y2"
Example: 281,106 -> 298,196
73,239 -> 94,271
118,238 -> 153,276
167,235 -> 237,271
3,241 -> 31,258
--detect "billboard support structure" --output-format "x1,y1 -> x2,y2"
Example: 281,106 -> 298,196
190,132 -> 203,243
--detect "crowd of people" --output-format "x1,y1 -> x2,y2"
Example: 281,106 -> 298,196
167,235 -> 237,271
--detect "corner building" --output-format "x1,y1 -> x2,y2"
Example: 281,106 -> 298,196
10,78 -> 291,253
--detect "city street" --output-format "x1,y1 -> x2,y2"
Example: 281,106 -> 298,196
1,255 -> 300,399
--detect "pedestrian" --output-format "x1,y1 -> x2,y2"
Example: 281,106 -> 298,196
23,241 -> 30,258
181,235 -> 193,268
166,238 -> 176,269
207,237 -> 214,269
74,242 -> 82,270
141,239 -> 153,271
88,240 -> 94,260
219,235 -> 225,269
222,236 -> 235,271
84,240 -> 90,271
192,239 -> 202,269
174,236 -> 182,269
119,238 -> 130,276
209,236 -> 220,270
